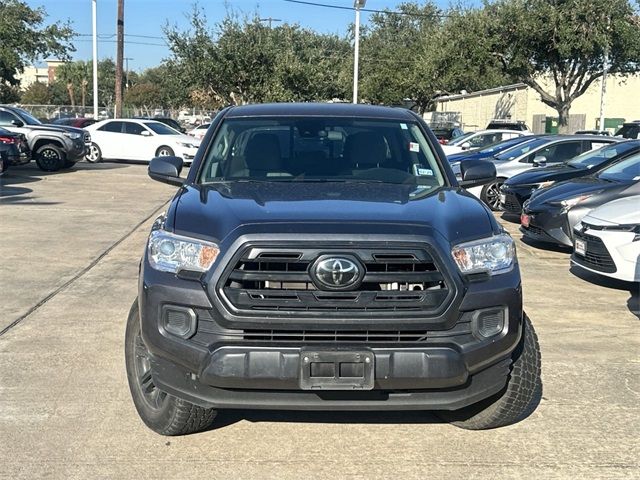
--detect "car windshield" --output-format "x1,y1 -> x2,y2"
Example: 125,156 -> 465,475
494,138 -> 549,161
145,122 -> 180,135
447,132 -> 475,146
14,108 -> 42,126
597,153 -> 640,182
567,142 -> 638,169
477,136 -> 531,154
615,124 -> 640,139
199,117 -> 446,188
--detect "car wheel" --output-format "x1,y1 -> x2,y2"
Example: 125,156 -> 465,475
125,299 -> 218,436
35,144 -> 65,172
438,314 -> 542,430
156,146 -> 174,157
85,143 -> 102,163
481,178 -> 505,211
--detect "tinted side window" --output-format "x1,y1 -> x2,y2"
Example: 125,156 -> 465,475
99,121 -> 124,133
123,122 -> 146,135
538,141 -> 584,163
0,110 -> 19,126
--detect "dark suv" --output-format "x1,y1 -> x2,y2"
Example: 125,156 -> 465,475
126,103 -> 541,435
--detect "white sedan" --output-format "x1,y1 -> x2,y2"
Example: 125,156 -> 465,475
84,119 -> 200,163
442,129 -> 531,156
188,123 -> 211,141
571,195 -> 640,282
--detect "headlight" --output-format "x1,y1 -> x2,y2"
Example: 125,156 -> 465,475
177,142 -> 197,149
63,132 -> 82,140
147,230 -> 219,273
537,180 -> 555,189
451,233 -> 515,275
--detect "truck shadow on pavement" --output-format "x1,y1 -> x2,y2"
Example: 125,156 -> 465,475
570,265 -> 640,320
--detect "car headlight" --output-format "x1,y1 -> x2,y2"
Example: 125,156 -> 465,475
536,180 -> 555,189
559,194 -> 593,209
147,230 -> 219,273
451,233 -> 516,275
63,132 -> 82,140
177,142 -> 197,149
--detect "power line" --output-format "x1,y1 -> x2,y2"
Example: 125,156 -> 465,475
74,39 -> 167,47
74,33 -> 165,40
281,0 -> 452,18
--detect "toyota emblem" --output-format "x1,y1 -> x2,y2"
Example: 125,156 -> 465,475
311,256 -> 364,290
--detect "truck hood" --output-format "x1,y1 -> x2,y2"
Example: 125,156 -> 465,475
24,124 -> 86,135
171,182 -> 497,244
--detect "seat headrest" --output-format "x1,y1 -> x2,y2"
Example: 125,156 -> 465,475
245,133 -> 283,173
344,132 -> 387,168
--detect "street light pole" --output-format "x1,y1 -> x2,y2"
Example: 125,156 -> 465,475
92,0 -> 98,119
352,0 -> 366,104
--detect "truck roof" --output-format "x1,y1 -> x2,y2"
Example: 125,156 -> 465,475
224,102 -> 417,121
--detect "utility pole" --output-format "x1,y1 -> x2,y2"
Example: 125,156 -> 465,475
92,0 -> 98,120
352,0 -> 366,104
259,17 -> 282,28
115,0 -> 124,118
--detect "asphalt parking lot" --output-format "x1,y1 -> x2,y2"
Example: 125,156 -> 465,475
1,162 -> 638,479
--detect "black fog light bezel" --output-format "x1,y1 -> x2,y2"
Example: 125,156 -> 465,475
472,307 -> 507,339
161,305 -> 197,339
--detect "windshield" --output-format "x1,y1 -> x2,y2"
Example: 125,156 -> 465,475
14,108 -> 42,126
616,124 -> 640,139
494,138 -> 549,161
597,153 -> 640,182
447,131 -> 475,146
198,117 -> 446,188
477,136 -> 532,154
567,142 -> 638,169
145,122 -> 180,135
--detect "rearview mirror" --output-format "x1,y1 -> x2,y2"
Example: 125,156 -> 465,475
533,156 -> 547,166
11,119 -> 24,127
458,159 -> 497,188
148,156 -> 185,186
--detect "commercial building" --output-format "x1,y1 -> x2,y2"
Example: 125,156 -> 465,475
433,75 -> 640,134
15,60 -> 64,90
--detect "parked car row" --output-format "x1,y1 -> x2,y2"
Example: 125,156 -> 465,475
449,129 -> 640,284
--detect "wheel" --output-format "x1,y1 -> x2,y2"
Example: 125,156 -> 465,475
156,146 -> 174,157
35,144 -> 65,172
438,314 -> 542,430
125,299 -> 217,436
85,142 -> 102,163
480,178 -> 505,211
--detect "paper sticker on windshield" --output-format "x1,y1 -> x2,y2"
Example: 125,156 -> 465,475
409,142 -> 420,152
417,168 -> 433,176
400,123 -> 408,130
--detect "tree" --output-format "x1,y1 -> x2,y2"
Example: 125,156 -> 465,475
483,0 -> 640,132
20,81 -> 50,104
56,62 -> 77,107
124,82 -> 163,115
0,0 -> 74,101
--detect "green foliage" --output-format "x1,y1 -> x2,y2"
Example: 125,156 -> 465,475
163,8 -> 351,107
0,0 -> 74,92
483,0 -> 640,130
20,80 -> 50,104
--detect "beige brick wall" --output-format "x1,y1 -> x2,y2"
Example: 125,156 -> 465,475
436,75 -> 640,132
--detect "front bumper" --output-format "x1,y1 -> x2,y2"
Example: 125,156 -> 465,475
67,139 -> 87,161
500,185 -> 534,214
520,204 -> 587,247
139,255 -> 524,411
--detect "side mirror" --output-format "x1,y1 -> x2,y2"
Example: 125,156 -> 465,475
458,159 -> 497,188
141,130 -> 152,137
11,119 -> 24,127
461,142 -> 471,150
533,156 -> 547,166
148,156 -> 185,186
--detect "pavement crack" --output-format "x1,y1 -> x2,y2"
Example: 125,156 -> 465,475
0,200 -> 168,338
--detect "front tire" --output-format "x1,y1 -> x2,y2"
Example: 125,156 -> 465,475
85,143 -> 102,163
480,178 -> 505,211
35,144 -> 65,172
156,146 -> 174,157
125,299 -> 218,436
438,314 -> 542,430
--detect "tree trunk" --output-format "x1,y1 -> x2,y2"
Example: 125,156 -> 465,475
557,103 -> 571,134
67,82 -> 76,107
81,80 -> 87,109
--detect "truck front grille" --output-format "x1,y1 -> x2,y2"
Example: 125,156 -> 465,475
218,244 -> 452,318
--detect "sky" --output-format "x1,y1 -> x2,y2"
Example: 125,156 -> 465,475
26,0 -> 453,71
